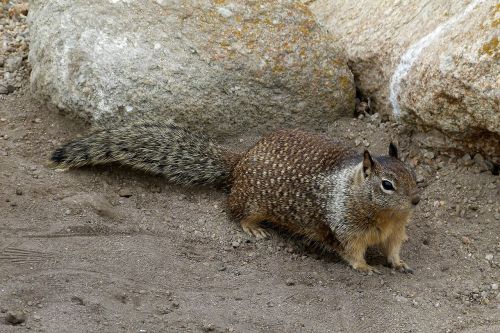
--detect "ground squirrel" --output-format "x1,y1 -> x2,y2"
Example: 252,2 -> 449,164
51,119 -> 420,274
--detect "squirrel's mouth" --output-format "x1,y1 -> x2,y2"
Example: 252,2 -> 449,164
375,208 -> 412,222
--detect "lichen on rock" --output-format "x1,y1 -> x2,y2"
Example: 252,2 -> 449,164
28,0 -> 355,138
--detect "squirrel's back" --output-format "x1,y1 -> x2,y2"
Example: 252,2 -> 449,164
228,129 -> 358,227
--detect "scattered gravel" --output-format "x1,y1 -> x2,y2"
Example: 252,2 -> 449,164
0,1 -> 30,95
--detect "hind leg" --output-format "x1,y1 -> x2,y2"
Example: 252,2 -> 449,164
240,213 -> 270,239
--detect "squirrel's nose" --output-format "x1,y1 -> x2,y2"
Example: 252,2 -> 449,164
411,195 -> 420,206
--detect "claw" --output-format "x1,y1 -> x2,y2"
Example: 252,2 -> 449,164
255,228 -> 269,239
242,225 -> 269,240
390,260 -> 414,274
352,262 -> 382,275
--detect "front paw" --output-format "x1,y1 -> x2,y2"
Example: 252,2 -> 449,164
351,262 -> 382,275
390,260 -> 414,274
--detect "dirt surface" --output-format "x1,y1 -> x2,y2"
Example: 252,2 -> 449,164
0,82 -> 499,332
1,4 -> 499,330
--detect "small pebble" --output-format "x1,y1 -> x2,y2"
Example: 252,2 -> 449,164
5,310 -> 26,325
491,283 -> 498,290
423,150 -> 435,159
217,7 -> 233,18
231,241 -> 240,248
285,278 -> 295,286
15,188 -> 23,195
118,187 -> 133,198
461,154 -> 474,166
156,306 -> 172,315
70,296 -> 85,305
395,295 -> 408,303
485,254 -> 494,261
4,56 -> 23,71
416,173 -> 425,183
202,323 -> 215,332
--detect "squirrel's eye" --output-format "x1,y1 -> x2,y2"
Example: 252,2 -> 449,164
382,180 -> 395,191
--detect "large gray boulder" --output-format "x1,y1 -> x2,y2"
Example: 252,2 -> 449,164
28,0 -> 355,138
310,0 -> 499,162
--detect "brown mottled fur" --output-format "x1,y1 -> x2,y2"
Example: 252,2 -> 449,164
51,123 -> 419,274
228,130 -> 350,252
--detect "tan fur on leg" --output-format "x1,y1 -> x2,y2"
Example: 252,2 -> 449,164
341,238 -> 381,275
380,223 -> 413,273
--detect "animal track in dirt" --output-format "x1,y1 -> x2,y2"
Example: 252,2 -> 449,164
0,245 -> 54,265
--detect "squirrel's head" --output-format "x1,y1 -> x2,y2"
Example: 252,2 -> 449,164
354,143 -> 420,212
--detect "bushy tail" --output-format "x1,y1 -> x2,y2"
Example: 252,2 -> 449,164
50,119 -> 240,187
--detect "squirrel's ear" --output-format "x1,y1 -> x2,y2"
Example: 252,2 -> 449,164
388,142 -> 398,159
363,150 -> 374,177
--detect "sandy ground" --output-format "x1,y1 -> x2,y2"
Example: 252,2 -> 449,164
0,83 -> 499,333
